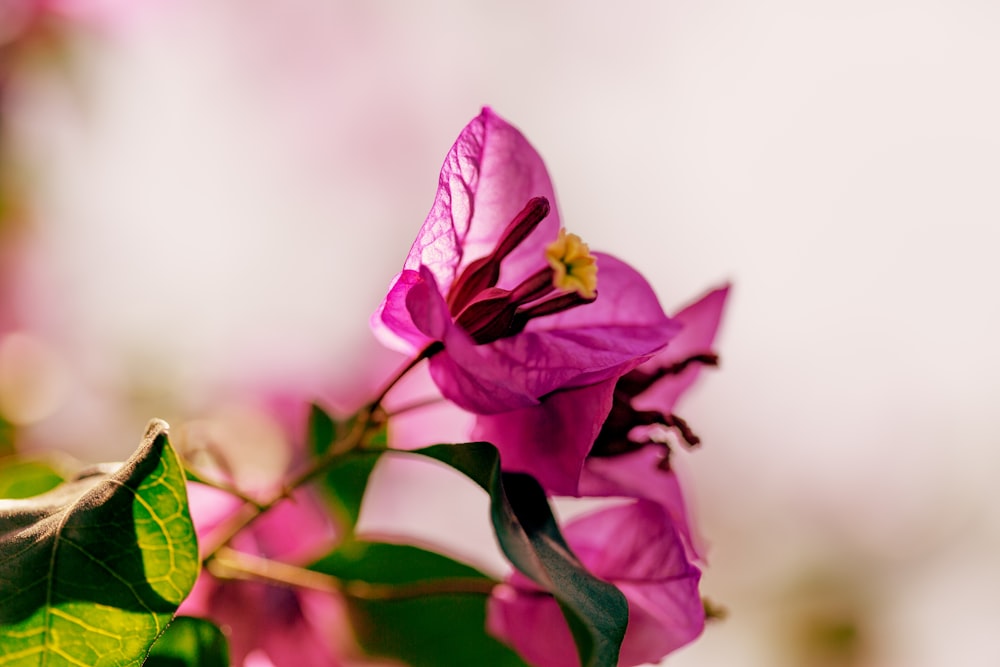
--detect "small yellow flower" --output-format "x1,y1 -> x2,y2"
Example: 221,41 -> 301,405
546,228 -> 598,298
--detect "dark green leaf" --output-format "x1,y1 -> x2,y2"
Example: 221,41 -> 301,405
144,617 -> 228,667
312,541 -> 528,667
307,403 -> 339,457
317,451 -> 382,534
0,459 -> 65,499
308,404 -> 383,535
0,420 -> 200,666
412,443 -> 628,667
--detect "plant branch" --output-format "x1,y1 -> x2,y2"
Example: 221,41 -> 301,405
200,343 -> 441,561
210,547 -> 497,600
182,466 -> 267,510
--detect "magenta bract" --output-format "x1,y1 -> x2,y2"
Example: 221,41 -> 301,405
473,285 -> 729,495
372,108 -> 678,415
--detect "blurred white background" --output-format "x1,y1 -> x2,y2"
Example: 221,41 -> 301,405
4,1 -> 1000,665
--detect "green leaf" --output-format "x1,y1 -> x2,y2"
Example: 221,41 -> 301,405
0,419 -> 200,666
312,541 -> 528,667
308,404 -> 383,535
144,617 -> 228,667
306,402 -> 339,457
0,459 -> 65,499
412,443 -> 628,667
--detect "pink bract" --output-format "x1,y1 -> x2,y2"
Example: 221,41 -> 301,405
632,285 -> 730,416
372,108 -> 678,415
473,285 -> 729,496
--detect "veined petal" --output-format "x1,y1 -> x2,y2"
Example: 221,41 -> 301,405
403,108 -> 562,294
432,254 -> 679,413
373,109 -> 562,355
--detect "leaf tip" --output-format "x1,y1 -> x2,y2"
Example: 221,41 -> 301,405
143,418 -> 171,444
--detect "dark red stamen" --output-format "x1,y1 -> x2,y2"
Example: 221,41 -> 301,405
616,353 -> 719,397
509,266 -> 556,304
660,413 -> 701,448
517,292 -> 597,329
454,288 -> 518,345
590,407 -> 703,458
447,197 -> 550,315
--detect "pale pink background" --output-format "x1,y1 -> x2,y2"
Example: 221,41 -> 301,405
5,1 -> 1000,665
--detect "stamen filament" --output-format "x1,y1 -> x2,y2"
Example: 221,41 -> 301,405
447,197 -> 550,314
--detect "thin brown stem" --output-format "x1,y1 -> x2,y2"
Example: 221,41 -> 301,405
383,394 -> 446,418
183,467 -> 267,510
368,342 -> 443,410
210,547 -> 497,600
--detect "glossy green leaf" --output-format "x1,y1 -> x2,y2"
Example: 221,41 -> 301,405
144,616 -> 228,667
0,459 -> 65,499
312,541 -> 528,667
412,443 -> 628,667
0,420 -> 200,666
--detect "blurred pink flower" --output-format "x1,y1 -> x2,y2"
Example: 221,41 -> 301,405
179,482 -> 348,667
372,108 -> 678,415
0,0 -> 154,48
487,499 -> 704,667
473,286 -> 729,496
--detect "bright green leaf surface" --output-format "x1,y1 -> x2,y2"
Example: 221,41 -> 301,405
0,420 -> 200,666
144,616 -> 228,667
312,541 -> 528,667
0,460 -> 65,500
412,443 -> 628,667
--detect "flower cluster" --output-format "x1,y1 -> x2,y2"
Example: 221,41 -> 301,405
0,106 -> 726,667
373,108 -> 728,666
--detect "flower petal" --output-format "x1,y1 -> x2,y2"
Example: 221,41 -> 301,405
430,254 -> 679,414
487,583 -> 579,667
580,445 -> 704,561
566,501 -> 703,665
404,108 -> 562,293
473,379 -> 617,496
371,270 -> 437,355
372,108 -> 562,354
488,500 -> 704,667
248,489 -> 339,563
633,285 -> 729,414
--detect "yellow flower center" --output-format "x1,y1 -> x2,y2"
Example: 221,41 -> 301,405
545,228 -> 598,299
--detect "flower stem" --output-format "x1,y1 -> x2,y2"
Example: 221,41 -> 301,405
182,466 -> 267,510
210,546 -> 497,600
368,341 -> 443,409
382,394 -> 446,418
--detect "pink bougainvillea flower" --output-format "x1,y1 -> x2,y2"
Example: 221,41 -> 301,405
473,285 -> 729,495
179,483 -> 349,667
372,108 -> 679,415
487,499 -> 704,667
